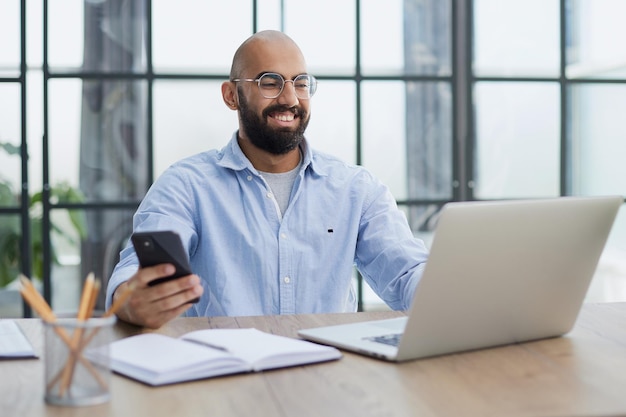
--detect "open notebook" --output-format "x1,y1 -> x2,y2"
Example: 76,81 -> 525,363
98,328 -> 341,386
299,196 -> 622,361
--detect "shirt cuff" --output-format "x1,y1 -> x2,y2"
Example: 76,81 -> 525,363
105,266 -> 137,310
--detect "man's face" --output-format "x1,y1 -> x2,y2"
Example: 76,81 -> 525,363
232,36 -> 312,155
237,86 -> 310,155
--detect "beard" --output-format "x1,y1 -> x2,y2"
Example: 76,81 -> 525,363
237,90 -> 310,155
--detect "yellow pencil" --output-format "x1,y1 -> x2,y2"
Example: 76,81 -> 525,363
59,273 -> 96,395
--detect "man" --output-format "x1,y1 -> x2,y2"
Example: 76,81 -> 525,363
106,30 -> 429,328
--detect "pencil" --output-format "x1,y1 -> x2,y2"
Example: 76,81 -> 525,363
59,273 -> 96,395
71,280 -> 136,364
19,275 -> 56,322
77,273 -> 96,320
87,279 -> 101,319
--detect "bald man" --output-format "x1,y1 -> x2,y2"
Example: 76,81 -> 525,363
106,30 -> 429,328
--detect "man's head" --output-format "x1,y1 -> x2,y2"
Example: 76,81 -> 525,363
222,31 -> 313,156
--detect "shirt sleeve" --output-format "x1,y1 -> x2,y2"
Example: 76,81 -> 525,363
104,244 -> 140,310
104,164 -> 199,309
354,172 -> 429,310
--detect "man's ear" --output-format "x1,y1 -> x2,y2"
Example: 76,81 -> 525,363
221,82 -> 239,110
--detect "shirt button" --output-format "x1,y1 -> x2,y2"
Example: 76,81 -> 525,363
280,233 -> 287,239
266,192 -> 273,199
246,175 -> 252,181
284,276 -> 291,284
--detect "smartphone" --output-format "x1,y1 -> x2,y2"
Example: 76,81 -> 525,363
131,231 -> 198,302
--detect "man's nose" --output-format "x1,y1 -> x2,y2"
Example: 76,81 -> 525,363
276,80 -> 299,107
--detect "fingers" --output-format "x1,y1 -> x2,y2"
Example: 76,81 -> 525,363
133,264 -> 176,287
144,274 -> 203,307
114,265 -> 204,328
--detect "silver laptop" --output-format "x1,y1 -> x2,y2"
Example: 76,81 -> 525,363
298,196 -> 622,361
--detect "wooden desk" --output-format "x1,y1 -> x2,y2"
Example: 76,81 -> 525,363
3,303 -> 626,417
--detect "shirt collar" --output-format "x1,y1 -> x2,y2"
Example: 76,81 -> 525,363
217,131 -> 328,177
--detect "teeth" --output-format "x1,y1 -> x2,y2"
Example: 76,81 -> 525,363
274,114 -> 294,122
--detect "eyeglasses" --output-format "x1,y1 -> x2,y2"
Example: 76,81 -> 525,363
231,73 -> 317,99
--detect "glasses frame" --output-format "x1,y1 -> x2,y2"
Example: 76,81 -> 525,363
231,72 -> 318,99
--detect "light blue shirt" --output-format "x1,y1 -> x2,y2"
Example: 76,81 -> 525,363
106,132 -> 429,316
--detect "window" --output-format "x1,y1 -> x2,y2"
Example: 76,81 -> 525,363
473,0 -> 626,300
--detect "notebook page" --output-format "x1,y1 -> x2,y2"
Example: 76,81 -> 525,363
182,328 -> 341,371
0,320 -> 37,358
108,333 -> 249,385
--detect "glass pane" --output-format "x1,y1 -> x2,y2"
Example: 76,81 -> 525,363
362,82 -> 407,199
48,0 -> 147,73
0,83 -> 22,206
283,0 -> 356,75
0,1 -> 20,76
26,70 -> 44,196
474,82 -> 560,199
362,81 -> 452,201
361,0 -> 451,76
50,207 -> 135,311
406,82 -> 452,201
26,0 -> 43,67
152,0 -> 250,73
569,84 -> 626,196
566,0 -> 626,79
257,0 -> 282,30
48,79 -> 81,188
305,80 -> 356,164
47,0 -> 83,70
0,285 -> 23,317
48,79 -> 148,202
473,0 -> 560,77
153,80 -> 236,177
0,214 -> 21,290
84,207 -> 135,310
48,209 -> 85,312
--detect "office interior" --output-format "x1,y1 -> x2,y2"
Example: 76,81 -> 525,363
0,0 -> 625,318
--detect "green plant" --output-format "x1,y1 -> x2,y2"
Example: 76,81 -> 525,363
0,141 -> 87,288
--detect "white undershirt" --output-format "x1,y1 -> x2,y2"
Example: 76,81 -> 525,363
259,155 -> 302,215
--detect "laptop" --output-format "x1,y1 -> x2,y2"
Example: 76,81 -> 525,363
298,196 -> 622,362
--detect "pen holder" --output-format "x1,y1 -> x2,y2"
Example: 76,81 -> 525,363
43,314 -> 116,406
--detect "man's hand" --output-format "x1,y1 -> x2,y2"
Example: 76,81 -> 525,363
112,263 -> 204,328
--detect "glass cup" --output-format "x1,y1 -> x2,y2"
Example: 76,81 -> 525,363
43,314 -> 116,406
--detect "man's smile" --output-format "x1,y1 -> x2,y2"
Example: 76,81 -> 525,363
267,109 -> 301,128
271,112 -> 296,122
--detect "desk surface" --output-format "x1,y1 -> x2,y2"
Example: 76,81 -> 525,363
3,303 -> 626,417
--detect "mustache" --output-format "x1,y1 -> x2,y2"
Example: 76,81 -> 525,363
262,104 -> 304,118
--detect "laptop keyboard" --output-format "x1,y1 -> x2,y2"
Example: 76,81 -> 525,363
364,333 -> 402,347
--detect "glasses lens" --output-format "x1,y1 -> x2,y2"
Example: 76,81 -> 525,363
258,73 -> 284,98
294,75 -> 317,99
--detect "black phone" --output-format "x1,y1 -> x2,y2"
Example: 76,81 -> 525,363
131,231 -> 198,302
